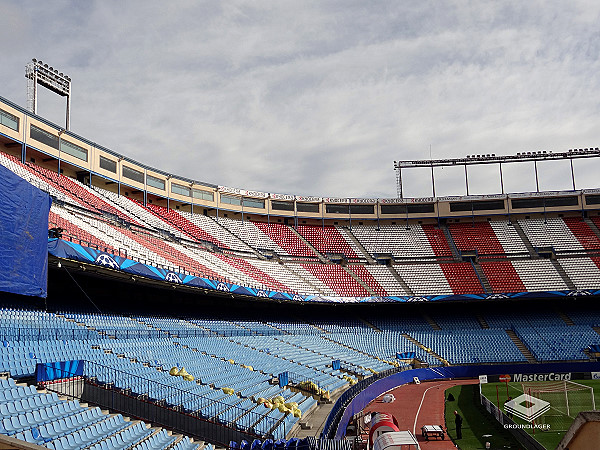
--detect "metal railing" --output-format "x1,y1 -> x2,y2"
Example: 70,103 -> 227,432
37,360 -> 280,446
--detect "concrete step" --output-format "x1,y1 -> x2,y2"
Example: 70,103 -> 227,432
506,329 -> 537,363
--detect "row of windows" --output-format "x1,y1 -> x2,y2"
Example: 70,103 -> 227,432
99,156 -> 215,200
271,201 -> 321,213
220,194 -> 264,209
30,125 -> 89,162
0,108 -> 19,131
20,124 -> 589,215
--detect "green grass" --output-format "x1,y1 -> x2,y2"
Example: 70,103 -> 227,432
479,380 -> 600,450
444,384 -> 522,449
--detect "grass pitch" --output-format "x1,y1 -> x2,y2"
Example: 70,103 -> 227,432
479,379 -> 600,450
444,384 -> 521,449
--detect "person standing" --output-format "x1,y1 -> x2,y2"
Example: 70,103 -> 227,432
454,410 -> 463,439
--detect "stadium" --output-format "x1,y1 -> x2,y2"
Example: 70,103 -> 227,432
2,62 -> 600,450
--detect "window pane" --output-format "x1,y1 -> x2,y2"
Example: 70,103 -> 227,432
30,125 -> 58,149
60,140 -> 88,162
99,156 -> 116,173
243,198 -> 264,209
221,194 -> 241,206
172,183 -> 191,196
192,189 -> 214,201
297,202 -> 319,213
147,174 -> 165,190
272,201 -> 294,211
349,204 -> 374,215
0,109 -> 19,131
326,204 -> 350,214
122,165 -> 144,183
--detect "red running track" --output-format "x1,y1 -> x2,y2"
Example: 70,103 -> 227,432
362,379 -> 478,449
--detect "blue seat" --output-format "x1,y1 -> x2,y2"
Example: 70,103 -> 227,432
252,439 -> 263,450
297,438 -> 310,450
262,439 -> 274,450
286,438 -> 299,450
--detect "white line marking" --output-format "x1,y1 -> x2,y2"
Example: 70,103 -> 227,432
413,383 -> 443,435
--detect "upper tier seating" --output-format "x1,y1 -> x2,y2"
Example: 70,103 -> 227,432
300,264 -> 372,297
439,262 -> 485,294
511,260 -> 568,291
216,217 -> 285,254
253,223 -> 317,258
488,220 -> 529,254
392,264 -> 452,296
559,257 -> 600,289
7,153 -> 600,297
176,210 -> 256,253
348,224 -> 440,260
295,225 -> 361,260
447,221 -> 506,256
563,217 -> 600,250
518,217 -> 583,253
480,260 -> 527,293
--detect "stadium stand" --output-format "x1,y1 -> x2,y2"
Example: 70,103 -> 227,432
8,148 -> 600,297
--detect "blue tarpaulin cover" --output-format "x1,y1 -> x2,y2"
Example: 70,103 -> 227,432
35,360 -> 84,382
0,164 -> 51,297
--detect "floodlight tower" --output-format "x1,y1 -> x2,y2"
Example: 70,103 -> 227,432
25,59 -> 72,130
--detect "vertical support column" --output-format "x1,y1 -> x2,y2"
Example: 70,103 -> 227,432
499,162 -> 504,194
117,158 -> 122,197
570,158 -> 576,191
33,73 -> 38,114
57,129 -> 64,175
65,88 -> 71,131
396,165 -> 403,199
143,169 -> 147,207
293,200 -> 297,229
21,115 -> 27,164
534,160 -> 540,192
431,165 -> 436,198
464,164 -> 469,196
166,176 -> 171,209
348,200 -> 352,231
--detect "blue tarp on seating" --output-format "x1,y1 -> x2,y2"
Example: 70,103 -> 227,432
278,372 -> 289,388
35,360 -> 84,382
0,164 -> 51,297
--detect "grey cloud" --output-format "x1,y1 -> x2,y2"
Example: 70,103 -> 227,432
1,1 -> 599,199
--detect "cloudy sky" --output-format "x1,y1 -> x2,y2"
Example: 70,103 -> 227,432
1,1 -> 599,198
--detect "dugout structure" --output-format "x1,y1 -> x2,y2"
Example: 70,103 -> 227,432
519,380 -> 596,432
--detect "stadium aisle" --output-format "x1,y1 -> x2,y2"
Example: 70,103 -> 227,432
363,379 -> 477,449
